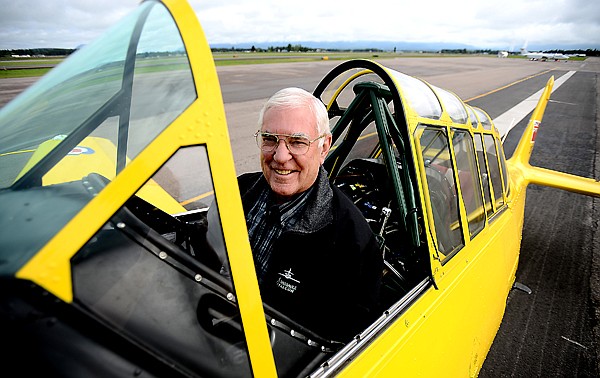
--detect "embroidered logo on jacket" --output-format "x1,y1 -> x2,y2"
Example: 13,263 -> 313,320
276,268 -> 300,294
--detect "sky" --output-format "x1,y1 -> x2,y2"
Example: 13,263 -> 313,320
1,0 -> 599,51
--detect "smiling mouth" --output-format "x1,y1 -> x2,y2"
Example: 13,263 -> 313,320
274,169 -> 293,175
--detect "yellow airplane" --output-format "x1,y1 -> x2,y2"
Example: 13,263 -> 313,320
0,0 -> 598,377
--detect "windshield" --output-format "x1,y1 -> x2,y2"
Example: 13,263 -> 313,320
0,0 -> 195,189
0,0 -> 196,272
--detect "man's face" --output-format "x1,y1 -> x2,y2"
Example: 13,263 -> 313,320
260,106 -> 331,203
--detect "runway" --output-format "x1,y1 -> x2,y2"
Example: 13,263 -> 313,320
1,56 -> 599,376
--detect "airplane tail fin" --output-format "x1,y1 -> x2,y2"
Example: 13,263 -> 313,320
508,76 -> 600,197
511,76 -> 554,167
520,41 -> 529,55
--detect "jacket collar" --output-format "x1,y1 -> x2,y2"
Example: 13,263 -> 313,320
243,166 -> 334,234
288,166 -> 333,234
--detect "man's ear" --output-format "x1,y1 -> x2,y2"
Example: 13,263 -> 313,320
320,134 -> 332,163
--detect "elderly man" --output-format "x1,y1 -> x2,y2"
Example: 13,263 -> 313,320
238,87 -> 383,342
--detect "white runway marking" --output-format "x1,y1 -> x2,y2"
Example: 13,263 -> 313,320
494,71 -> 576,138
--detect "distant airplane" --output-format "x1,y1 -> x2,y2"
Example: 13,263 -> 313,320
497,51 -> 509,58
519,46 -> 569,61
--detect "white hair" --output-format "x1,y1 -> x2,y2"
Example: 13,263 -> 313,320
258,87 -> 330,146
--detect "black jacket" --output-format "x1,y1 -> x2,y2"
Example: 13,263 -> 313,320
238,168 -> 383,342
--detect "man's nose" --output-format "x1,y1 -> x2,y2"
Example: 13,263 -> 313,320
273,139 -> 292,161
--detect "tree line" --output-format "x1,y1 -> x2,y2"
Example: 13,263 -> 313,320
544,49 -> 599,56
211,44 -> 321,53
441,48 -> 599,56
4,46 -> 599,58
1,48 -> 76,58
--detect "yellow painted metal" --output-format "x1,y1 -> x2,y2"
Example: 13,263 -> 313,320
165,0 -> 277,374
324,69 -> 373,111
38,137 -> 185,214
14,138 -> 61,182
381,63 -> 454,275
526,166 -> 600,197
16,98 -> 206,298
333,63 -> 527,377
511,76 -> 554,168
411,126 -> 443,263
337,206 -> 522,376
42,138 -> 118,185
333,70 -> 599,377
509,76 -> 600,198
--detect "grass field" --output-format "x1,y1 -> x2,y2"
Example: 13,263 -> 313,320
0,52 -> 472,79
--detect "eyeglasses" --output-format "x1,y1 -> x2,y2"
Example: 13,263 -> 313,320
254,131 -> 326,155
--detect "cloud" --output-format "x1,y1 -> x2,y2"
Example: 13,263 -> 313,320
1,0 -> 598,50
0,0 -> 137,48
